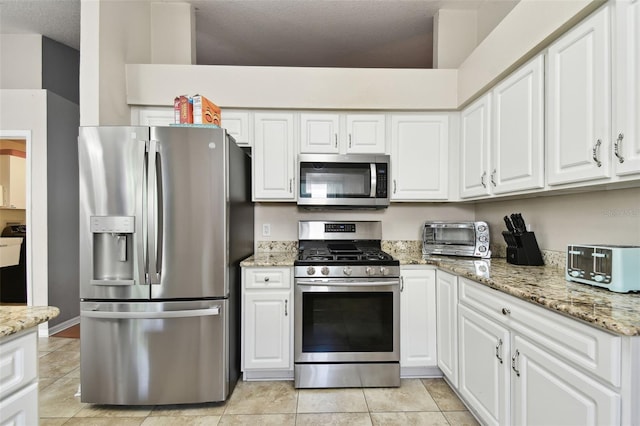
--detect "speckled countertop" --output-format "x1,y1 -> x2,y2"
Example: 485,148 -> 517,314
241,247 -> 640,337
0,306 -> 60,337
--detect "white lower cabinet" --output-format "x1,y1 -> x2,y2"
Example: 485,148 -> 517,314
399,267 -> 438,376
435,270 -> 458,387
0,329 -> 38,426
241,267 -> 293,380
455,277 -> 627,426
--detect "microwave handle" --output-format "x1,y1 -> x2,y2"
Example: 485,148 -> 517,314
370,163 -> 377,198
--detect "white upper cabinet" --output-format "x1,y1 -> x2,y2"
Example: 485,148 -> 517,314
221,110 -> 251,147
546,4 -> 612,185
299,113 -> 385,154
253,112 -> 297,201
460,94 -> 492,198
491,55 -> 545,194
613,0 -> 640,176
460,55 -> 544,199
391,114 -> 449,200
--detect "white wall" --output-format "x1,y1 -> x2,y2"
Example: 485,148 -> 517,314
255,203 -> 476,242
474,187 -> 640,252
433,10 -> 477,69
0,35 -> 42,90
150,2 -> 195,64
80,0 -> 151,125
476,1 -> 519,44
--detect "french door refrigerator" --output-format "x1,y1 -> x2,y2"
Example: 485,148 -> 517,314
78,126 -> 253,405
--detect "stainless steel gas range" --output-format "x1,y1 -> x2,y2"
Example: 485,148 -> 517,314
294,220 -> 400,388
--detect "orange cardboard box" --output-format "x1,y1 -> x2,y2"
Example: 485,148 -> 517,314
178,96 -> 193,124
192,95 -> 221,126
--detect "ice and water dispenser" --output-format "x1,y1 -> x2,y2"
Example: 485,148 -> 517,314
91,216 -> 135,284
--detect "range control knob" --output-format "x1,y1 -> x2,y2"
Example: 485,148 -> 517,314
570,270 -> 580,277
380,267 -> 388,276
365,266 -> 374,276
321,266 -> 330,276
306,266 -> 316,276
343,267 -> 353,276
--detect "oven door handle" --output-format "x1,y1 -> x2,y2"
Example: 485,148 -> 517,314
296,279 -> 398,287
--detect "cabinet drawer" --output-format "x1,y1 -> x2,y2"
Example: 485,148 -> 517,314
0,381 -> 38,425
244,268 -> 291,289
459,278 -> 621,387
0,330 -> 37,401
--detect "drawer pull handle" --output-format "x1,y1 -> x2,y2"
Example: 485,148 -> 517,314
495,338 -> 503,364
264,277 -> 270,282
512,349 -> 521,377
501,308 -> 511,315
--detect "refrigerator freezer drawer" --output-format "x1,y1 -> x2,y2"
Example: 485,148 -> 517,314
80,300 -> 229,405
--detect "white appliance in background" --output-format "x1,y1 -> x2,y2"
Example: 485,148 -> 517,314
78,126 -> 254,405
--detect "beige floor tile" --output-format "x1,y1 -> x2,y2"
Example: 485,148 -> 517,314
62,339 -> 81,351
150,401 -> 226,416
219,414 -> 296,425
74,405 -> 153,418
63,418 -> 145,426
141,415 -> 222,425
39,349 -> 81,379
39,376 -> 86,418
370,411 -> 450,426
65,366 -> 82,378
364,379 -> 439,412
224,380 -> 297,415
39,377 -> 58,391
421,378 -> 467,411
443,411 -> 481,426
39,336 -> 76,352
296,412 -> 373,425
297,388 -> 368,414
39,418 -> 69,426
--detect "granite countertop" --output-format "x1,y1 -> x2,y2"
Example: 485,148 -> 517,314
241,249 -> 640,337
0,306 -> 60,337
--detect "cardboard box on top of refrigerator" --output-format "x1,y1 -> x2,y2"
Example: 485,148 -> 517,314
192,95 -> 221,126
178,95 -> 193,124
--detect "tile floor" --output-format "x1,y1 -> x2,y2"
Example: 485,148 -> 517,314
38,334 -> 479,425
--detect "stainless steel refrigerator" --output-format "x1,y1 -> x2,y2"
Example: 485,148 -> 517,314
78,126 -> 253,405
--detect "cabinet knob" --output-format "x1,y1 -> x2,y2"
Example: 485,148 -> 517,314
501,307 -> 511,315
264,277 -> 270,282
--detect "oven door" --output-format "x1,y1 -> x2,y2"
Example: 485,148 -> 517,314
294,278 -> 400,363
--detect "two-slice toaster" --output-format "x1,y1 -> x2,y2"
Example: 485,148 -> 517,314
566,244 -> 640,293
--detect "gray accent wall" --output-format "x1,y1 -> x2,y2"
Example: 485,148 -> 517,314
42,37 -> 79,104
46,92 -> 79,327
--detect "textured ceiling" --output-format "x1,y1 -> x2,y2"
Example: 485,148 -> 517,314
0,0 -> 514,68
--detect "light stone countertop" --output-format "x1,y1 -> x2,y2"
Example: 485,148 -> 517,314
241,248 -> 640,336
0,306 -> 60,337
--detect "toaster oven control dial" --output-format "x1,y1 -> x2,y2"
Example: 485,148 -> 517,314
343,267 -> 353,276
479,235 -> 488,242
478,225 -> 487,232
479,246 -> 487,252
306,266 -> 316,276
321,266 -> 330,276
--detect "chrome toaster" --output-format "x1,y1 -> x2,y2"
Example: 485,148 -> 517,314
566,244 -> 640,293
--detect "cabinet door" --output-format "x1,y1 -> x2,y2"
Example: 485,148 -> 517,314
0,155 -> 26,209
458,304 -> 510,426
460,94 -> 491,198
137,107 -> 175,126
299,113 -> 340,153
547,5 -> 611,185
243,291 -> 291,370
436,270 -> 458,387
511,335 -> 621,426
391,114 -> 449,200
400,268 -> 437,368
613,0 -> 640,176
492,55 -> 545,194
346,114 -> 386,153
253,112 -> 296,200
223,111 -> 251,147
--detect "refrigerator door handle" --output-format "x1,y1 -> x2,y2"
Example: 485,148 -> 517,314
82,306 -> 221,319
147,139 -> 161,285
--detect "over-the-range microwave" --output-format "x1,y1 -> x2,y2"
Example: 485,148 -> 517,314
297,154 -> 390,209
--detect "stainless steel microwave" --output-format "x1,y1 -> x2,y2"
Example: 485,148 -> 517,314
297,154 -> 390,209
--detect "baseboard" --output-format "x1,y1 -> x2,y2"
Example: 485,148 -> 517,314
242,370 -> 294,381
47,315 -> 80,336
400,366 -> 443,378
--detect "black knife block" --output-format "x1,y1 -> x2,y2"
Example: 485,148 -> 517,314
502,231 -> 544,266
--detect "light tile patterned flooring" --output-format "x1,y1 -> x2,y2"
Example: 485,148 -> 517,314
38,335 -> 479,425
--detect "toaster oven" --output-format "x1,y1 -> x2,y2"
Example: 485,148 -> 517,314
422,221 -> 491,259
566,244 -> 640,292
